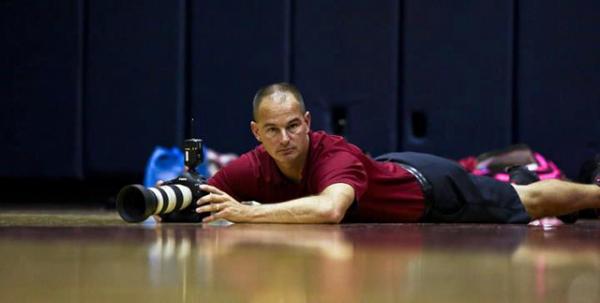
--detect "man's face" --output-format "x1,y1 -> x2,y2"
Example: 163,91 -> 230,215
251,92 -> 311,166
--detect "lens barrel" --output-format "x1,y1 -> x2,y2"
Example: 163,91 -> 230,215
116,184 -> 193,223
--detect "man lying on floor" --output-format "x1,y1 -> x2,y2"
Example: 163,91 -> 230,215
194,83 -> 600,224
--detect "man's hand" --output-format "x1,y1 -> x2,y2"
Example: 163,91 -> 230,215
196,183 -> 354,224
196,184 -> 252,223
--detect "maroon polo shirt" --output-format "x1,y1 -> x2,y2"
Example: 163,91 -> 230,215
208,131 -> 425,222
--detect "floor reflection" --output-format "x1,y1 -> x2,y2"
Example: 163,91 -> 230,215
0,219 -> 599,303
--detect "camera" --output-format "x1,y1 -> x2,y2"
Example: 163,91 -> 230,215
116,138 -> 209,223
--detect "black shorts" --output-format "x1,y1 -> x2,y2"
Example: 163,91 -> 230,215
376,152 -> 531,224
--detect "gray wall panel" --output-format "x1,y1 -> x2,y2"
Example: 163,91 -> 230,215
517,0 -> 600,177
402,0 -> 514,159
294,0 -> 400,155
85,1 -> 186,175
0,0 -> 83,177
190,0 -> 289,154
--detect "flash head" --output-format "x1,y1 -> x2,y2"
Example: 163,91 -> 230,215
184,138 -> 203,170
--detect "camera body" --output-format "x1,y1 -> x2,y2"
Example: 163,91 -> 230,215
154,171 -> 208,223
116,138 -> 209,223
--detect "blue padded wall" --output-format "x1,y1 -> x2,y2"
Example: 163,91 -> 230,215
402,0 -> 514,159
2,1 -> 599,181
190,0 -> 290,154
0,1 -> 84,178
294,0 -> 400,156
517,0 -> 600,178
85,1 -> 186,175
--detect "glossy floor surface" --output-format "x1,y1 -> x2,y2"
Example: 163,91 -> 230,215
1,209 -> 599,303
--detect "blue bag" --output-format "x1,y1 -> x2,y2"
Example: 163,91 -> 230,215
143,146 -> 209,187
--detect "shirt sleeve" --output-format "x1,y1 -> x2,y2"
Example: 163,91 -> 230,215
310,151 -> 368,201
207,153 -> 257,202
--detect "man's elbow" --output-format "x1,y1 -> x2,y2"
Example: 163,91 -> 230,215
321,210 -> 344,224
319,204 -> 346,224
318,185 -> 354,224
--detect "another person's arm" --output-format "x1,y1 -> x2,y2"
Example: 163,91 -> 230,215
196,183 -> 355,224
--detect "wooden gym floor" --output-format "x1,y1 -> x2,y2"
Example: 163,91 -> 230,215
0,207 -> 599,303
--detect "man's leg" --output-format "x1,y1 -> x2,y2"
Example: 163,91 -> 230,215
513,179 -> 600,219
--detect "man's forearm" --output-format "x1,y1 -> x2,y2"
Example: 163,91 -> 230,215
242,195 -> 342,224
196,183 -> 355,224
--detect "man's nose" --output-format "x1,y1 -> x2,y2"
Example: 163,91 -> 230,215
279,129 -> 290,143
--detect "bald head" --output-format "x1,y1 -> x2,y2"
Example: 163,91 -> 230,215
252,83 -> 306,121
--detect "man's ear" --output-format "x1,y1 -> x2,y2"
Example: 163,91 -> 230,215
304,111 -> 312,130
250,121 -> 261,142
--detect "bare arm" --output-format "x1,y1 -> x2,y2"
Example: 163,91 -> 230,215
196,183 -> 355,224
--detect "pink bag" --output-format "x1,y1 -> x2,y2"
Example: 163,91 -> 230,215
459,144 -> 564,183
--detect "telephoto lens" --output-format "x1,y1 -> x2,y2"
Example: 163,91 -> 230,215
117,183 -> 195,223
